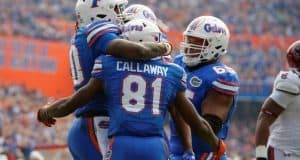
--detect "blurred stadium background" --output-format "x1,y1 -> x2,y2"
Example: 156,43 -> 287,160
0,0 -> 299,159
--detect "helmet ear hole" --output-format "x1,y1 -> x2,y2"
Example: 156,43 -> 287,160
139,40 -> 143,42
97,14 -> 107,18
215,45 -> 222,49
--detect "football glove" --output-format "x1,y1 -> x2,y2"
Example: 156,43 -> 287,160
182,150 -> 195,160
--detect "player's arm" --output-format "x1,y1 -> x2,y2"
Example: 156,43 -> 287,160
168,105 -> 193,153
87,23 -> 171,60
38,78 -> 105,119
201,89 -> 234,133
255,98 -> 284,160
255,78 -> 298,159
106,39 -> 171,60
173,91 -> 226,157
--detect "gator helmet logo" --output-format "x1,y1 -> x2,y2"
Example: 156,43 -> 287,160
189,19 -> 202,31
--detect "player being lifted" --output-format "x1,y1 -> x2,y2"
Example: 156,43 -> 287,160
169,16 -> 239,160
49,0 -> 171,159
37,19 -> 226,160
255,40 -> 300,160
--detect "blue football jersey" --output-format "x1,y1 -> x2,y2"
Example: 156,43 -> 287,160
170,55 -> 239,154
69,20 -> 121,117
91,55 -> 186,138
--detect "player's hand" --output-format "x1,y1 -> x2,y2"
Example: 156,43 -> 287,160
161,42 -> 172,56
212,139 -> 226,160
182,150 -> 195,160
37,105 -> 56,127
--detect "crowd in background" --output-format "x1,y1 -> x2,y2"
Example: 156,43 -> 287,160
0,0 -> 299,38
1,0 -> 298,84
0,0 -> 299,159
0,84 -> 71,160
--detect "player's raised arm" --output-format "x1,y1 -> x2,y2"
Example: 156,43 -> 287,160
38,78 -> 105,120
86,20 -> 171,61
173,91 -> 226,159
106,39 -> 171,60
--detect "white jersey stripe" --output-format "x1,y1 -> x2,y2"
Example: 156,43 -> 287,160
87,24 -> 118,43
212,81 -> 239,93
86,22 -> 109,34
93,63 -> 103,70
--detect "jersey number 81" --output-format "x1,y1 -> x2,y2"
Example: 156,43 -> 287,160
122,75 -> 162,115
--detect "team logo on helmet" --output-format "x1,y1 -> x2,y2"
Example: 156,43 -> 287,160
127,6 -> 139,13
189,19 -> 203,31
204,23 -> 226,34
122,24 -> 144,32
143,10 -> 156,21
189,76 -> 202,87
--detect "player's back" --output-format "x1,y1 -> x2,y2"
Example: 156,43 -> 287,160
92,55 -> 185,137
92,55 -> 186,160
268,70 -> 300,153
69,20 -> 121,116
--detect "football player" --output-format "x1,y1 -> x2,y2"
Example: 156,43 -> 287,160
255,40 -> 300,160
122,4 -> 169,32
169,16 -> 239,160
37,19 -> 226,160
52,0 -> 171,159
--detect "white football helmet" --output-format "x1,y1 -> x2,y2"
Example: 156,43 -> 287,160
180,16 -> 230,67
123,4 -> 157,24
75,0 -> 128,28
121,19 -> 163,43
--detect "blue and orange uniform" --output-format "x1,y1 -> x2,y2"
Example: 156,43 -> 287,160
68,20 -> 121,160
91,55 -> 186,160
169,55 -> 239,160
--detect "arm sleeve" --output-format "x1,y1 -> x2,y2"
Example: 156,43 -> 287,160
270,89 -> 298,109
85,22 -> 121,53
91,56 -> 106,80
176,67 -> 187,92
212,72 -> 239,96
269,71 -> 300,109
92,33 -> 119,54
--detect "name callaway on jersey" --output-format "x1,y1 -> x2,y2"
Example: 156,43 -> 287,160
116,61 -> 168,77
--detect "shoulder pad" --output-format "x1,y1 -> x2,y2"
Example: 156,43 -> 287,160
85,22 -> 120,46
275,81 -> 300,95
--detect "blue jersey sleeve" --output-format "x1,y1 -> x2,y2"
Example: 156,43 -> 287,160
85,21 -> 121,53
178,70 -> 187,92
93,33 -> 119,54
211,66 -> 239,96
172,64 -> 187,92
91,56 -> 106,80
